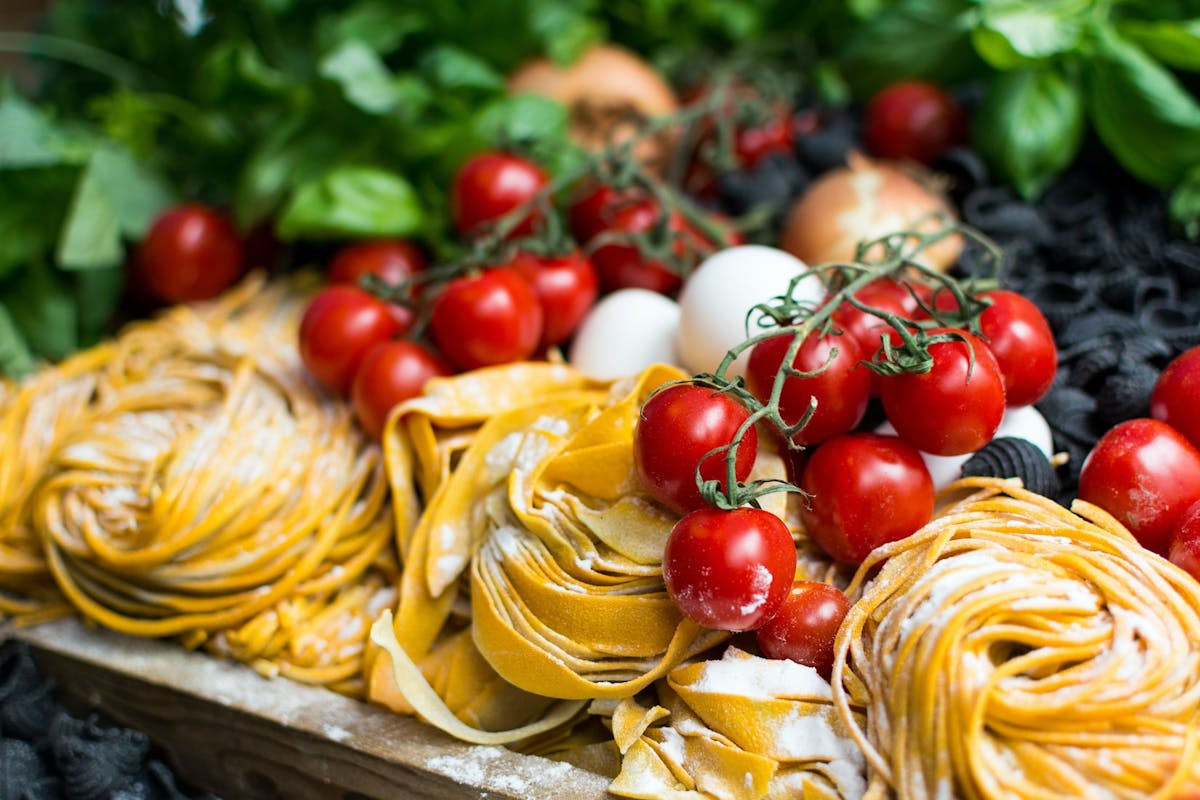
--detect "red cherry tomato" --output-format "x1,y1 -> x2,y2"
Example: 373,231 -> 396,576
832,277 -> 923,396
511,250 -> 599,348
634,383 -> 758,515
745,331 -> 870,446
662,506 -> 796,631
799,433 -> 934,564
1079,418 -> 1200,556
328,239 -> 426,332
589,200 -> 736,295
880,329 -> 1006,456
755,581 -> 850,678
735,112 -> 798,170
450,152 -> 548,238
862,80 -> 967,164
934,289 -> 1057,408
137,203 -> 244,303
328,239 -> 426,287
1152,345 -> 1200,451
351,340 -> 451,439
429,267 -> 543,371
568,183 -> 637,244
589,200 -> 688,295
1169,499 -> 1200,582
298,286 -> 402,395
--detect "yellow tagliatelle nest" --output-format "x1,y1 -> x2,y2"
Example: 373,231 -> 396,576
833,478 -> 1200,800
369,363 -> 746,742
1,275 -> 397,695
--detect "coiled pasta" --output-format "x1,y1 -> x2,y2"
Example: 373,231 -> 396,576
1,276 -> 397,694
833,478 -> 1200,800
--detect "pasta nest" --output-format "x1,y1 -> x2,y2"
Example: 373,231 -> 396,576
834,478 -> 1200,800
2,276 -> 397,695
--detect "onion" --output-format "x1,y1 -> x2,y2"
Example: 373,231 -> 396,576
508,44 -> 678,166
780,153 -> 962,272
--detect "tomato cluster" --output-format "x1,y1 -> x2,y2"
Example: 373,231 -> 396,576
1079,346 -> 1200,579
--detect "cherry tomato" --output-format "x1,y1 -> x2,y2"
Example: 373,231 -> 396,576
137,203 -> 244,303
450,152 -> 548,238
799,433 -> 934,564
589,200 -> 688,295
634,383 -> 758,515
745,331 -> 870,446
328,239 -> 426,332
351,340 -> 451,439
589,200 -> 736,295
735,112 -> 798,170
328,239 -> 426,287
568,182 -> 637,244
511,250 -> 599,348
755,581 -> 850,678
429,267 -> 543,371
935,289 -> 1057,408
1169,499 -> 1200,582
1078,418 -> 1200,556
662,506 -> 796,631
299,286 -> 402,395
1152,345 -> 1200,451
862,80 -> 967,164
880,329 -> 1006,456
831,277 -> 923,396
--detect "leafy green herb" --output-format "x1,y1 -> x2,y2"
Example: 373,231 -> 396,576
277,166 -> 424,241
974,66 -> 1085,200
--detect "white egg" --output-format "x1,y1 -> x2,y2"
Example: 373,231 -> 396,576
569,288 -> 682,380
676,245 -> 825,378
876,406 -> 1055,490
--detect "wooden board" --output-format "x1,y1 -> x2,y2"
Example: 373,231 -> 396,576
4,618 -> 613,800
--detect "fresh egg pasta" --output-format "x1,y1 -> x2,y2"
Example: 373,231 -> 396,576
832,478 -> 1200,800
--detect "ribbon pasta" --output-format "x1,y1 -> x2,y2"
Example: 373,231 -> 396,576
833,478 -> 1200,799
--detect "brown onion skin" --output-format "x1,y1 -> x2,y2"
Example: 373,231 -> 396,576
780,153 -> 962,273
508,44 -> 678,167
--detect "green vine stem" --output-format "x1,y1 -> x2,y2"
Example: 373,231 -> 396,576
685,218 -> 1004,510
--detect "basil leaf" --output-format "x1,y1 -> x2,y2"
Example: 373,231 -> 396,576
57,145 -> 174,269
319,41 -> 421,116
473,94 -> 568,150
0,302 -> 36,379
975,66 -> 1084,200
1170,164 -> 1200,240
0,168 -> 75,280
75,265 -> 125,346
276,165 -> 424,240
7,261 -> 78,361
1084,28 -> 1200,188
421,45 -> 504,91
1118,18 -> 1200,71
971,0 -> 1087,69
316,3 -> 425,55
0,92 -> 82,169
235,117 -> 345,228
839,0 -> 980,94
528,1 -> 605,65
56,155 -> 122,270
